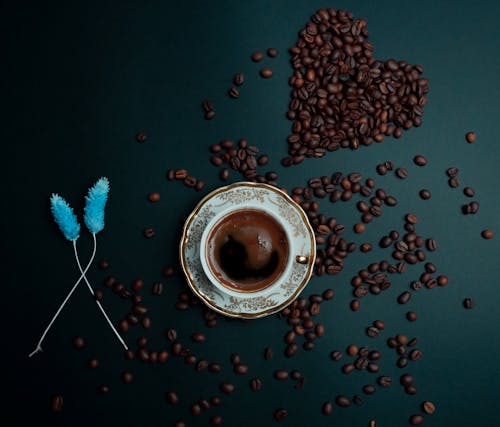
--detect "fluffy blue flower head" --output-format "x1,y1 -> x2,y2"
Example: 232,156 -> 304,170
84,177 -> 110,234
50,194 -> 80,241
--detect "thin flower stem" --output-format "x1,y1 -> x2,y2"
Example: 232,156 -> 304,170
73,233 -> 128,350
28,239 -> 96,358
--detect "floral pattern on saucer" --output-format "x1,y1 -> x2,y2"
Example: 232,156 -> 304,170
180,182 -> 316,318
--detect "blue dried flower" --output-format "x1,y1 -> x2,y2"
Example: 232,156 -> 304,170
50,194 -> 80,241
84,177 -> 110,234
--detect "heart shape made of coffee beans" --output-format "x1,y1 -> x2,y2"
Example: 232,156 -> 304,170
283,8 -> 429,166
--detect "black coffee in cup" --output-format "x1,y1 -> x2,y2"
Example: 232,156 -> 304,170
206,209 -> 289,292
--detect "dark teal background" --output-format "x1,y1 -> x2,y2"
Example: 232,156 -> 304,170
3,0 -> 500,426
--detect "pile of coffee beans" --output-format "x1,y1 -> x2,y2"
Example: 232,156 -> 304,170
282,8 -> 429,165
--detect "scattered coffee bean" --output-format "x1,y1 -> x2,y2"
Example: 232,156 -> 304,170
422,401 -> 436,414
166,391 -> 179,405
481,229 -> 493,239
98,259 -> 109,269
346,344 -> 359,356
148,192 -> 160,203
97,385 -> 109,394
406,311 -> 417,322
251,51 -> 263,62
395,168 -> 408,179
260,68 -> 273,78
264,347 -> 273,360
377,376 -> 392,387
448,177 -> 460,188
191,404 -> 202,416
135,131 -> 147,143
234,364 -> 249,375
274,370 -> 289,380
228,87 -> 240,99
363,384 -> 376,395
463,298 -> 474,309
366,326 -> 380,338
463,187 -> 475,197
419,189 -> 431,200
267,47 -> 279,58
191,332 -> 206,343
274,409 -> 288,421
331,350 -> 343,361
249,377 -> 262,391
219,381 -> 235,394
322,401 -> 333,415
210,415 -> 223,426
143,227 -> 155,238
51,394 -> 64,412
413,155 -> 427,166
409,414 -> 425,425
87,358 -> 99,369
152,282 -> 163,296
121,371 -> 133,384
233,73 -> 244,86
465,131 -> 476,143
335,395 -> 351,407
72,336 -> 85,349
446,167 -> 459,177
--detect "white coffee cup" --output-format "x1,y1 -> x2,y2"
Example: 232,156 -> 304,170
199,204 -> 307,298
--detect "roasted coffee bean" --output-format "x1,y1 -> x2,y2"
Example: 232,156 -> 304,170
135,131 -> 147,143
274,409 -> 288,421
395,168 -> 408,179
233,73 -> 244,86
331,350 -> 343,361
448,177 -> 460,188
219,168 -> 230,181
373,320 -> 386,330
191,404 -> 202,416
400,373 -> 413,386
267,47 -> 279,57
377,376 -> 392,388
148,192 -> 160,203
121,371 -> 133,384
72,336 -> 85,349
398,291 -> 412,304
166,391 -> 179,405
228,87 -> 240,99
264,347 -> 273,360
409,349 -> 422,361
196,360 -> 209,372
251,51 -> 263,62
353,395 -> 364,406
366,327 -> 380,338
210,396 -> 222,406
151,282 -> 163,296
174,422 -> 186,427
51,394 -> 64,412
342,363 -> 355,374
354,223 -> 365,233
426,238 -> 437,251
335,395 -> 351,407
422,401 -> 436,414
481,229 -> 494,239
462,186 -> 475,197
191,332 -> 206,343
360,243 -> 372,253
166,329 -> 177,342
143,227 -> 155,238
419,189 -> 431,200
274,369 -> 289,380
219,382 -> 235,394
437,275 -> 448,286
285,343 -> 298,357
322,401 -> 333,416
158,351 -> 169,363
346,344 -> 359,356
249,377 -> 262,391
406,311 -> 417,322
260,68 -> 273,78
350,299 -> 361,311
362,384 -> 376,395
209,363 -> 222,373
87,358 -> 99,369
234,364 -> 249,375
210,415 -> 223,426
446,167 -> 459,177
463,298 -> 474,309
413,155 -> 427,166
376,164 -> 387,175
465,131 -> 476,143
409,414 -> 425,425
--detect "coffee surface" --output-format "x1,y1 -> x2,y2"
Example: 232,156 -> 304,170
207,209 -> 289,292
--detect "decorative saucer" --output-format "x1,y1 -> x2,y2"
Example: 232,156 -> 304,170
179,182 -> 316,318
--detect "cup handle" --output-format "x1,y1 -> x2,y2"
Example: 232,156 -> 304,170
296,255 -> 309,264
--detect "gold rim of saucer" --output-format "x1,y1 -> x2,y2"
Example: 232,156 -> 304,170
179,181 -> 316,319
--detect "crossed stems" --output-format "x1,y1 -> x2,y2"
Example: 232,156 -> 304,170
29,233 -> 128,357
